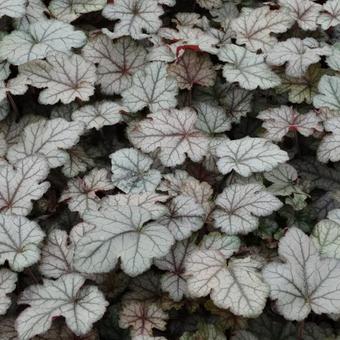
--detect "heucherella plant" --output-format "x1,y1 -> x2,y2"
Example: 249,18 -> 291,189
0,0 -> 340,339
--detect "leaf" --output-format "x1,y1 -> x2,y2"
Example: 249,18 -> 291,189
128,108 -> 209,167
60,168 -> 114,215
263,227 -> 340,320
82,35 -> 147,95
279,0 -> 322,31
216,137 -> 289,177
213,183 -> 283,235
15,0 -> 49,30
72,101 -> 124,130
327,44 -> 340,71
19,53 -> 97,104
318,0 -> 340,29
110,148 -> 161,194
74,206 -> 175,276
0,155 -> 50,216
49,0 -> 106,23
102,0 -> 164,40
266,38 -> 331,78
101,192 -> 168,219
0,269 -> 17,315
258,106 -> 321,142
168,51 -> 216,90
0,214 -> 45,271
119,302 -> 168,336
7,118 -> 85,168
181,323 -> 226,340
39,223 -> 95,278
0,0 -> 26,18
312,209 -> 340,259
185,249 -> 269,317
218,45 -> 281,90
231,6 -> 294,52
122,61 -> 178,113
317,117 -> 340,162
0,20 -> 86,65
0,74 -> 29,103
158,195 -> 205,241
154,239 -> 195,302
313,75 -> 340,110
16,273 -> 108,340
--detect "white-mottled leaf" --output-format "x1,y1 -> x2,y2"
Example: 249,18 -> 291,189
312,209 -> 340,259
7,118 -> 84,168
19,53 -> 97,104
15,0 -> 48,30
258,106 -> 321,142
318,117 -> 340,162
60,168 -> 114,215
74,206 -> 175,276
0,74 -> 29,103
318,0 -> 340,29
231,6 -> 294,52
0,214 -> 44,271
168,51 -> 216,90
216,137 -> 289,177
0,269 -> 17,315
102,0 -> 164,40
16,273 -> 108,340
49,0 -> 106,23
119,302 -> 168,336
313,75 -> 340,111
327,44 -> 340,71
72,101 -> 124,130
101,192 -> 168,219
0,20 -> 86,65
266,38 -> 331,78
110,148 -> 161,194
82,35 -> 147,95
263,227 -> 340,320
122,61 -> 178,113
39,222 -> 95,278
158,195 -> 205,241
186,249 -> 269,317
279,0 -> 322,31
154,239 -> 195,301
213,183 -> 283,235
128,108 -> 209,167
218,44 -> 281,90
0,155 -> 50,216
0,0 -> 26,18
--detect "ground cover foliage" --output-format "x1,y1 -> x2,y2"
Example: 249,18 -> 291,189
0,0 -> 340,339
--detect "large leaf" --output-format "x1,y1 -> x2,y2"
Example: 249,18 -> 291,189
263,227 -> 340,320
128,108 -> 209,167
213,183 -> 283,235
0,214 -> 45,271
0,0 -> 26,18
82,35 -> 147,95
7,118 -> 85,168
74,206 -> 175,276
313,75 -> 340,110
60,168 -> 114,215
121,61 -> 178,113
231,6 -> 294,52
216,137 -> 289,177
0,20 -> 86,65
318,0 -> 340,29
317,117 -> 340,163
185,248 -> 269,317
110,148 -> 161,194
154,238 -> 196,302
16,273 -> 108,339
218,44 -> 281,90
19,53 -> 97,104
102,0 -> 164,40
266,38 -> 331,78
312,209 -> 340,259
0,269 -> 17,315
119,302 -> 168,337
0,155 -> 50,215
